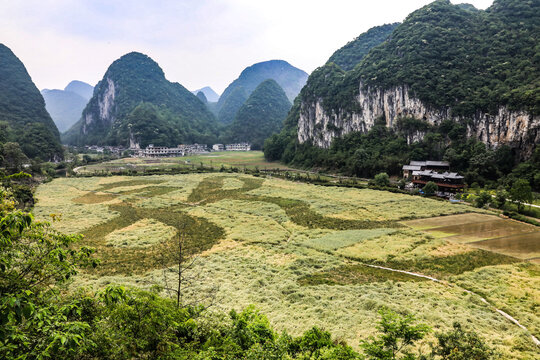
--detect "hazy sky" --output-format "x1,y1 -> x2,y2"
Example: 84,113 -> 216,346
1,0 -> 493,94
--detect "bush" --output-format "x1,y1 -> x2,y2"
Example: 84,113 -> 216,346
374,172 -> 390,187
423,181 -> 438,196
475,191 -> 492,208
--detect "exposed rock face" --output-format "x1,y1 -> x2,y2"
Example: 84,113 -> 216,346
82,77 -> 115,134
297,83 -> 540,156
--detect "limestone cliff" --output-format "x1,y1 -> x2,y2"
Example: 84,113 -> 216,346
297,83 -> 540,156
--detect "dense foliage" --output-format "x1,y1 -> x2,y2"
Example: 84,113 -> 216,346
307,0 -> 540,117
0,44 -> 63,161
222,79 -> 291,150
217,86 -> 248,125
327,23 -> 399,71
217,60 -> 308,123
350,0 -> 540,116
63,52 -> 219,147
41,89 -> 88,132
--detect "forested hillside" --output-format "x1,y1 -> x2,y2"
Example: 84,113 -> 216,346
0,44 -> 63,161
222,79 -> 291,150
63,52 -> 219,147
327,23 -> 399,71
265,0 -> 540,189
217,60 -> 307,124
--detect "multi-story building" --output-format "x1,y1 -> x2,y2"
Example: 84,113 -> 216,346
225,143 -> 251,151
402,160 -> 464,192
135,144 -> 208,157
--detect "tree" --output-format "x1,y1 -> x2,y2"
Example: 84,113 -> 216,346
1,142 -> 29,174
374,172 -> 390,187
423,182 -> 438,197
361,308 -> 430,360
158,232 -> 218,309
475,191 -> 492,208
0,188 -> 96,358
431,323 -> 495,360
510,179 -> 533,212
494,190 -> 507,209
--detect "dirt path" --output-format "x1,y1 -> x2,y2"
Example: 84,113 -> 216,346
363,263 -> 540,347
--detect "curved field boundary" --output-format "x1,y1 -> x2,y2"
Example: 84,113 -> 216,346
363,264 -> 540,347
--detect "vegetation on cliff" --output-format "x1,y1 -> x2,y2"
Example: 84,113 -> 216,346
265,0 -> 540,190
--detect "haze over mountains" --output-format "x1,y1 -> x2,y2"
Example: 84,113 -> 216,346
192,86 -> 220,102
41,81 -> 94,132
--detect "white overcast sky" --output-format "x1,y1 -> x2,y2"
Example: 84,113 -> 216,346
0,0 -> 493,94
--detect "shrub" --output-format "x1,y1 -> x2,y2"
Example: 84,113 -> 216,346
423,181 -> 438,196
374,172 -> 390,187
475,191 -> 492,208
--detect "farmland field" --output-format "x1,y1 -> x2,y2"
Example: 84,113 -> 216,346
33,173 -> 540,358
404,214 -> 540,262
75,151 -> 291,174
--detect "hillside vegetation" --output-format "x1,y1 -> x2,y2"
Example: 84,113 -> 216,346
265,0 -> 540,190
217,60 -> 307,124
0,44 -> 63,161
222,79 -> 291,150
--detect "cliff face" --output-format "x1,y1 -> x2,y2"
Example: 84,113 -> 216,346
297,83 -> 540,156
82,77 -> 115,134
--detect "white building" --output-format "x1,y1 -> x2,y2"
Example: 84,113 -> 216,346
212,144 -> 224,151
136,144 -> 208,157
225,143 -> 251,151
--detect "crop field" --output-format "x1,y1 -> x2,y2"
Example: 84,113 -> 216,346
33,174 -> 540,358
403,214 -> 540,262
75,151 -> 291,174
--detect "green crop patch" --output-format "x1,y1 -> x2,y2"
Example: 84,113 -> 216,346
298,264 -> 428,286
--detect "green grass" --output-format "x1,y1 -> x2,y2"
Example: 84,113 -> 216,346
298,264 -> 428,285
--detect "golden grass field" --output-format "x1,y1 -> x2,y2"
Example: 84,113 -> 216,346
33,173 -> 540,358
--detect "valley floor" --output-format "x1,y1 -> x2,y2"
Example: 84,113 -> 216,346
33,173 -> 540,359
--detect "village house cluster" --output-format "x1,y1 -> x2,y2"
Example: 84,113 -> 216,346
133,143 -> 251,158
402,160 -> 465,193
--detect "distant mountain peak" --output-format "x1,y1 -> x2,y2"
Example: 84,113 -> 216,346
216,59 -> 308,124
64,80 -> 94,100
192,86 -> 219,102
